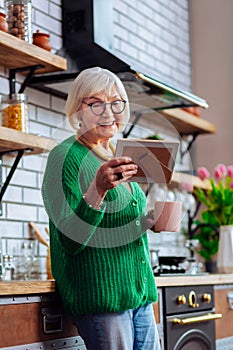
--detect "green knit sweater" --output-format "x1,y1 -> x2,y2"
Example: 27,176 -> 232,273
42,135 -> 158,316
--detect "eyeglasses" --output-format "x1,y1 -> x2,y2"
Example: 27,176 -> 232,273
82,99 -> 126,116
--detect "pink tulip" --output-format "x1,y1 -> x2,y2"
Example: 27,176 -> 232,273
197,167 -> 210,181
227,165 -> 233,178
214,167 -> 223,180
230,181 -> 233,190
214,163 -> 227,179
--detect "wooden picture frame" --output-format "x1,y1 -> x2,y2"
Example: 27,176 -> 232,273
115,138 -> 180,183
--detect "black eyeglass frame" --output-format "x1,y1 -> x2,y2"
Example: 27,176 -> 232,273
82,100 -> 127,116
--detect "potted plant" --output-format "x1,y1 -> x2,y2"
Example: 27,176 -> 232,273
193,164 -> 233,272
193,213 -> 219,272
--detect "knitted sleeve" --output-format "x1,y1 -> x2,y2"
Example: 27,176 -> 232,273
42,141 -> 106,254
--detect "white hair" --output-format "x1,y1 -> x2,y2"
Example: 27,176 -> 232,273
65,67 -> 130,130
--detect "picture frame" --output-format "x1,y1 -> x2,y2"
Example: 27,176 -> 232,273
115,138 -> 180,183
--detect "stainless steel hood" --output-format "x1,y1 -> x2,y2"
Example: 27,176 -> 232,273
29,0 -> 208,111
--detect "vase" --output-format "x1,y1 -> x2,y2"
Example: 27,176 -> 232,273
205,261 -> 217,273
217,225 -> 233,273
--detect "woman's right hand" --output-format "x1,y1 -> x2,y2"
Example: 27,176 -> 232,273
95,156 -> 138,194
83,157 -> 138,209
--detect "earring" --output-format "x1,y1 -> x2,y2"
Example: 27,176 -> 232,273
77,120 -> 83,129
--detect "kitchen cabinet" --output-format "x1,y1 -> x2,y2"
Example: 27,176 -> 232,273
0,282 -> 84,350
0,283 -> 85,349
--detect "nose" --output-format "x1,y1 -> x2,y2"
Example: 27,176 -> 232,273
103,103 -> 114,116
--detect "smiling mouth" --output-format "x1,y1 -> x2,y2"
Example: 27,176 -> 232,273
97,121 -> 116,126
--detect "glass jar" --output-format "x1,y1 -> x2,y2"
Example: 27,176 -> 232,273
4,0 -> 32,43
3,255 -> 15,281
15,241 -> 34,280
1,93 -> 29,132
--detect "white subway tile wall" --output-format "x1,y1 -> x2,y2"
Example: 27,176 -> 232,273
0,0 -> 191,277
113,0 -> 191,90
3,185 -> 22,203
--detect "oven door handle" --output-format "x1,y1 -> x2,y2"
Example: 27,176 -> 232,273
172,313 -> 222,325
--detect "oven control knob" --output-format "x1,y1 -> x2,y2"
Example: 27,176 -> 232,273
189,291 -> 199,308
177,295 -> 186,305
202,293 -> 212,303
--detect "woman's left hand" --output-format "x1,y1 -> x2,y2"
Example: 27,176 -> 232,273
144,210 -> 156,231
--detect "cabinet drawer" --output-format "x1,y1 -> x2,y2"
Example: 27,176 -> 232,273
0,293 -> 78,348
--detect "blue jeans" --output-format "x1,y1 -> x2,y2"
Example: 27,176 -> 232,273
72,303 -> 161,350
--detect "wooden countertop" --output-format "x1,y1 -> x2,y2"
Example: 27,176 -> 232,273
156,274 -> 233,287
1,274 -> 233,296
0,280 -> 56,296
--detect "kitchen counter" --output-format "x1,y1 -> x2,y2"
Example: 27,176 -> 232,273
0,279 -> 56,296
156,273 -> 233,287
1,274 -> 233,296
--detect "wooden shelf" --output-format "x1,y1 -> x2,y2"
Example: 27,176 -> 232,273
171,172 -> 211,190
130,106 -> 216,137
0,126 -> 57,155
160,108 -> 216,135
0,31 -> 67,74
126,86 -> 216,136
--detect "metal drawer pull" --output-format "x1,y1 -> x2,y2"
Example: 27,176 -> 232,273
42,307 -> 63,334
173,313 -> 222,325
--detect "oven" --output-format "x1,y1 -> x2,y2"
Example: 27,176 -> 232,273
163,285 -> 222,350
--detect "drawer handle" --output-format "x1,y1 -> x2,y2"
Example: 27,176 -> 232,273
42,307 -> 63,334
173,313 -> 222,325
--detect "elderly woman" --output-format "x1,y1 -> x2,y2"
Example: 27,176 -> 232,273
42,67 -> 161,350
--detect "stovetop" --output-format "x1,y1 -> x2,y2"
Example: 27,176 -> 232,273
153,264 -> 209,276
157,272 -> 209,277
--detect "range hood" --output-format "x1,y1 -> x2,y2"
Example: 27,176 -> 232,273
29,0 -> 208,111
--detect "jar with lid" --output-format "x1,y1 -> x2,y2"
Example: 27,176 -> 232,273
33,29 -> 52,51
4,0 -> 32,43
1,93 -> 29,132
0,12 -> 8,32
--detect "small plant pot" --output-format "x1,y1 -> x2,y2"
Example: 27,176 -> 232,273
33,29 -> 51,51
0,12 -> 8,33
